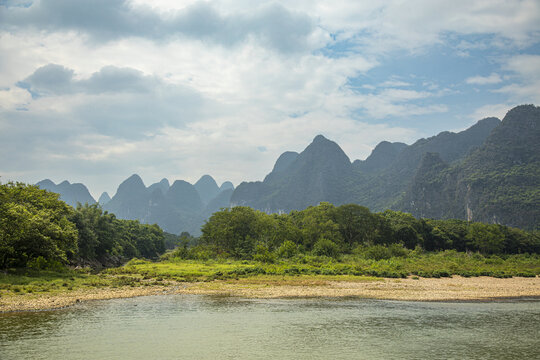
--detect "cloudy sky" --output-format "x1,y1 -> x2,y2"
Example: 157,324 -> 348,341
1,0 -> 539,198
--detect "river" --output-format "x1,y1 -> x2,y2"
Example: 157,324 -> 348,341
1,295 -> 539,359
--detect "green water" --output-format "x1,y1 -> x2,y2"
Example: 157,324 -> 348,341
1,296 -> 539,359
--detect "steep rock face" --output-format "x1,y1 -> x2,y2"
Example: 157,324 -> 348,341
400,152 -> 456,219
36,179 -> 96,207
232,135 -> 353,212
454,105 -> 540,228
350,116 -> 501,211
194,175 -> 220,205
402,105 -> 540,229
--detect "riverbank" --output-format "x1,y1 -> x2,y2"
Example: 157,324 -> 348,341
2,275 -> 539,312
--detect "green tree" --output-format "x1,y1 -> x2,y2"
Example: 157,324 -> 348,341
293,202 -> 343,250
201,206 -> 263,258
467,223 -> 505,254
312,237 -> 340,258
334,204 -> 391,248
0,182 -> 77,268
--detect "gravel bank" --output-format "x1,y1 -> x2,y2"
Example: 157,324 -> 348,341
2,276 -> 539,312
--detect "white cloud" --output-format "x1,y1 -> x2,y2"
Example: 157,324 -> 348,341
1,0 -> 539,196
470,103 -> 512,122
327,0 -> 540,52
1,1 -> 327,53
379,80 -> 411,88
466,73 -> 502,85
495,55 -> 540,103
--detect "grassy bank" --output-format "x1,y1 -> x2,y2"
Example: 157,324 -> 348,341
1,251 -> 539,312
109,251 -> 540,281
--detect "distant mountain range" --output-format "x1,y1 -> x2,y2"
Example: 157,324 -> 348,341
36,179 -> 96,207
38,175 -> 235,235
36,104 -> 540,232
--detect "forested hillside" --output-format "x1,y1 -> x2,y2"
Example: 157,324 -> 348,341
401,105 -> 540,228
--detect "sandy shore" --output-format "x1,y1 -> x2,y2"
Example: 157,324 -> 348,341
1,276 -> 539,312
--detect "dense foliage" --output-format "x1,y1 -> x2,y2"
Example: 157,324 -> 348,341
197,203 -> 539,260
0,182 -> 77,269
0,182 -> 166,269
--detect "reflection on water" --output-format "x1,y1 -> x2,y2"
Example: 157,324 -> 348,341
1,295 -> 539,359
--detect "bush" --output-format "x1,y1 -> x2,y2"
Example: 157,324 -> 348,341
363,245 -> 391,261
278,240 -> 298,258
313,238 -> 340,258
125,258 -> 150,266
27,256 -> 65,271
253,244 -> 275,263
388,244 -> 409,258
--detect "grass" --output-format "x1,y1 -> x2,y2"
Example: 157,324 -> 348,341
106,251 -> 540,281
0,268 -> 148,298
1,251 -> 538,299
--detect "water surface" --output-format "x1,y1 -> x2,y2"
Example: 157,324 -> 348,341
1,295 -> 539,359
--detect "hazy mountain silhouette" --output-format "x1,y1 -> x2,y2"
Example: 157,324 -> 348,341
194,175 -> 220,205
36,105 -> 538,232
36,179 -> 95,207
232,135 -> 352,212
98,192 -> 111,205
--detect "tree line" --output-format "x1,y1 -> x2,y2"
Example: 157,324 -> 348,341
2,182 -> 539,269
198,202 -> 539,259
0,182 -> 165,269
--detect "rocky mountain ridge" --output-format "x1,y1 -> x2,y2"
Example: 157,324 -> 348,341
36,104 -> 539,232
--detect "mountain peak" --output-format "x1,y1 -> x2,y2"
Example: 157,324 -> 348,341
98,192 -> 111,205
476,116 -> 500,127
114,174 -> 146,198
148,178 -> 170,195
126,173 -> 144,184
36,178 -> 95,207
194,175 -> 220,205
220,181 -> 234,191
36,179 -> 55,188
271,151 -> 299,174
500,104 -> 539,128
195,175 -> 217,187
303,135 -> 350,165
312,134 -> 329,143
167,180 -> 203,212
354,141 -> 407,173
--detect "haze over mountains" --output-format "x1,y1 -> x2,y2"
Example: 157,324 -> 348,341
36,105 -> 540,233
36,179 -> 96,208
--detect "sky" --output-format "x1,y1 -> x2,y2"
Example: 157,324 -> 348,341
1,0 -> 539,199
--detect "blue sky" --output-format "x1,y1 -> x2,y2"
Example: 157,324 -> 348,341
0,0 -> 539,198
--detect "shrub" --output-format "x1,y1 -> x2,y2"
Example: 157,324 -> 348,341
253,244 -> 275,263
278,240 -> 298,259
125,258 -> 150,266
363,245 -> 391,261
388,244 -> 409,258
27,256 -> 65,271
313,238 -> 340,258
